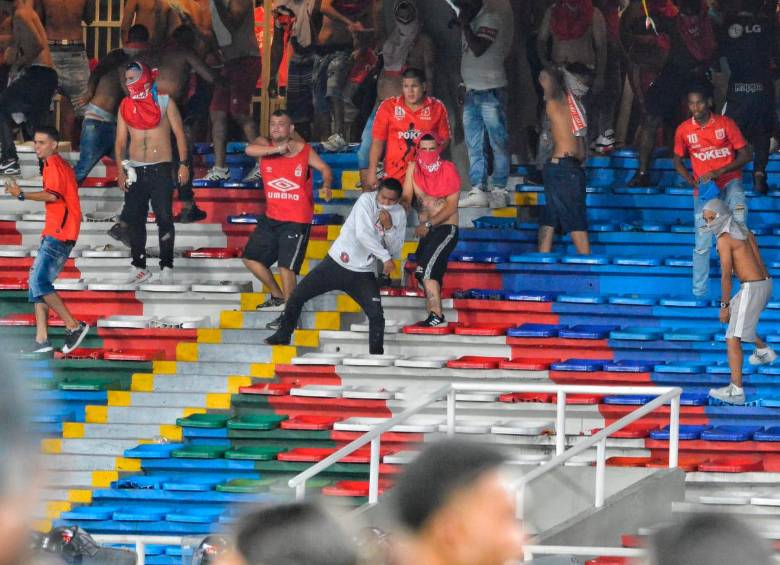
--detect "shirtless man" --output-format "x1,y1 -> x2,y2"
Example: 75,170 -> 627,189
115,61 -> 189,285
121,0 -> 173,47
705,199 -> 775,406
0,0 -> 57,176
357,0 -> 434,187
537,65 -> 591,255
403,133 -> 460,327
36,0 -> 94,146
314,0 -> 380,145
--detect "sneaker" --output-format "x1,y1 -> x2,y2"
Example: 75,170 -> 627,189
159,267 -> 174,284
458,188 -> 489,208
20,339 -> 53,354
771,137 -> 779,153
266,314 -> 283,330
754,173 -> 769,196
256,295 -> 285,311
708,383 -> 745,405
592,129 -> 616,153
242,164 -> 261,182
174,205 -> 208,223
416,312 -> 446,327
322,133 -> 347,152
488,188 -> 510,209
628,171 -> 653,187
125,267 -> 152,286
0,158 -> 20,176
750,346 -> 777,365
264,330 -> 290,345
62,321 -> 90,355
107,222 -> 131,247
197,166 -> 230,182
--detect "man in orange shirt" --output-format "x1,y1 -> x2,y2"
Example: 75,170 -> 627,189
4,127 -> 89,355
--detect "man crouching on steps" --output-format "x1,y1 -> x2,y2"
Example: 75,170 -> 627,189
5,127 -> 89,355
705,199 -> 776,406
265,179 -> 407,355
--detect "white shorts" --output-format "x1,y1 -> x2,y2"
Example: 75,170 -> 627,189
726,278 -> 772,342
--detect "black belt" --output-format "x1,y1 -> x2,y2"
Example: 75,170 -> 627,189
49,40 -> 85,47
549,156 -> 582,165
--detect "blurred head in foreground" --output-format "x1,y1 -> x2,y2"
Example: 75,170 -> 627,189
649,513 -> 773,565
216,502 -> 358,565
0,353 -> 39,565
393,439 -> 525,565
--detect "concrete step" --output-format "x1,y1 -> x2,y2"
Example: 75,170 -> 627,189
144,373 -> 243,394
88,405 -> 195,424
164,361 -> 259,376
58,438 -> 139,456
191,342 -> 288,363
45,470 -> 102,489
121,391 -> 211,408
318,330 -> 513,358
42,453 -> 118,472
63,422 -> 169,440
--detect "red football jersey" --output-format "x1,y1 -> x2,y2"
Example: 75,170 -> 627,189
674,114 -> 748,189
261,145 -> 314,224
372,95 -> 451,181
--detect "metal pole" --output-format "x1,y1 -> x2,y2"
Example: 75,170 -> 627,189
595,438 -> 606,507
136,541 -> 145,565
296,481 -> 306,500
669,396 -> 680,468
555,391 -> 566,455
446,388 -> 456,436
368,437 -> 381,504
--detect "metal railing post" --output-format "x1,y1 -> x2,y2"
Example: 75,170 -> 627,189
368,437 -> 381,504
669,396 -> 680,468
446,388 -> 456,436
595,437 -> 606,508
555,391 -> 566,455
296,481 -> 306,500
136,541 -> 145,565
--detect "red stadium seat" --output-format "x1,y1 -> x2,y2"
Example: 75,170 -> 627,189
280,415 -> 342,430
453,324 -> 507,336
183,247 -> 242,259
103,349 -> 165,361
498,358 -> 551,371
447,356 -> 506,369
698,455 -> 763,472
403,323 -> 453,335
238,383 -> 293,396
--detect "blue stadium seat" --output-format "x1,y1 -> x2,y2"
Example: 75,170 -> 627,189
227,214 -> 259,224
509,253 -> 561,264
124,444 -> 184,459
559,324 -> 619,339
507,323 -> 567,338
613,257 -> 661,266
609,295 -> 657,306
590,223 -> 618,232
165,507 -> 224,523
610,327 -> 662,341
470,289 -> 508,300
654,362 -> 705,374
603,360 -> 656,372
560,255 -> 610,265
550,359 -> 606,372
659,296 -> 709,308
557,293 -> 605,304
61,506 -> 119,520
472,216 -> 517,229
453,253 -> 507,263
662,328 -> 716,341
664,257 -> 694,267
506,290 -> 557,302
701,425 -> 764,441
650,424 -> 712,440
162,475 -> 224,491
113,507 -> 172,521
753,427 -> 780,441
603,395 -> 656,405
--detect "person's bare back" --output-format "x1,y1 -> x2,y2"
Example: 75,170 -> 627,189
546,96 -> 584,160
155,44 -> 215,103
718,232 -> 768,283
39,0 -> 92,41
122,0 -> 172,46
9,4 -> 53,69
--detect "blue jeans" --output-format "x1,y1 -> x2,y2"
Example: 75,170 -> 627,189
357,108 -> 376,170
693,178 -> 747,296
29,236 -> 73,303
74,118 -> 116,183
463,87 -> 510,190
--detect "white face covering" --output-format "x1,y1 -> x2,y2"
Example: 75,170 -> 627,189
702,198 -> 747,240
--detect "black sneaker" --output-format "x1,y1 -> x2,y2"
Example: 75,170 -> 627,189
416,312 -> 446,327
107,222 -> 131,247
264,331 -> 290,345
175,205 -> 208,223
266,314 -> 283,330
62,322 -> 90,354
19,339 -> 54,354
256,296 -> 285,311
0,158 -> 20,176
628,171 -> 653,187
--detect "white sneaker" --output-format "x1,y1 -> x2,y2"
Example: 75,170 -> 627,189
488,188 -> 510,209
749,347 -> 777,366
198,167 -> 230,182
771,137 -> 779,154
593,129 -> 616,153
708,383 -> 746,405
242,164 -> 261,182
458,188 -> 489,208
322,133 -> 347,152
125,267 -> 152,286
159,267 -> 174,284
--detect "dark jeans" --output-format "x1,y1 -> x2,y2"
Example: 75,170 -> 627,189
74,119 -> 116,182
277,255 -> 385,354
0,66 -> 58,162
124,162 -> 176,269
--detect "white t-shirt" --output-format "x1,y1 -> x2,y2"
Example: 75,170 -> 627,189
460,0 -> 514,91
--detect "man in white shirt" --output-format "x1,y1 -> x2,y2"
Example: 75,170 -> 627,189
264,178 -> 407,354
455,0 -> 514,210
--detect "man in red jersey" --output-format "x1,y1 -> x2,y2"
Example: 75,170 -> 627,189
243,109 -> 333,330
673,85 -> 753,297
366,67 -> 450,191
4,127 -> 89,355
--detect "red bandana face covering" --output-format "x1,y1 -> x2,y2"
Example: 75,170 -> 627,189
550,0 -> 594,41
413,136 -> 461,199
119,62 -> 162,130
676,1 -> 716,62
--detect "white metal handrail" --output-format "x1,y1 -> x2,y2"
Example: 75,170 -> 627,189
523,545 -> 645,560
288,383 -> 682,509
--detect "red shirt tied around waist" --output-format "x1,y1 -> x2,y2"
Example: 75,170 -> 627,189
674,114 -> 748,190
261,144 -> 315,224
42,153 -> 82,242
373,95 -> 450,181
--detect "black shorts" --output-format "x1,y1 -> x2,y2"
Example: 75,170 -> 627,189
724,83 -> 775,138
646,65 -> 706,121
540,158 -> 588,234
243,215 -> 311,273
414,224 -> 459,285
